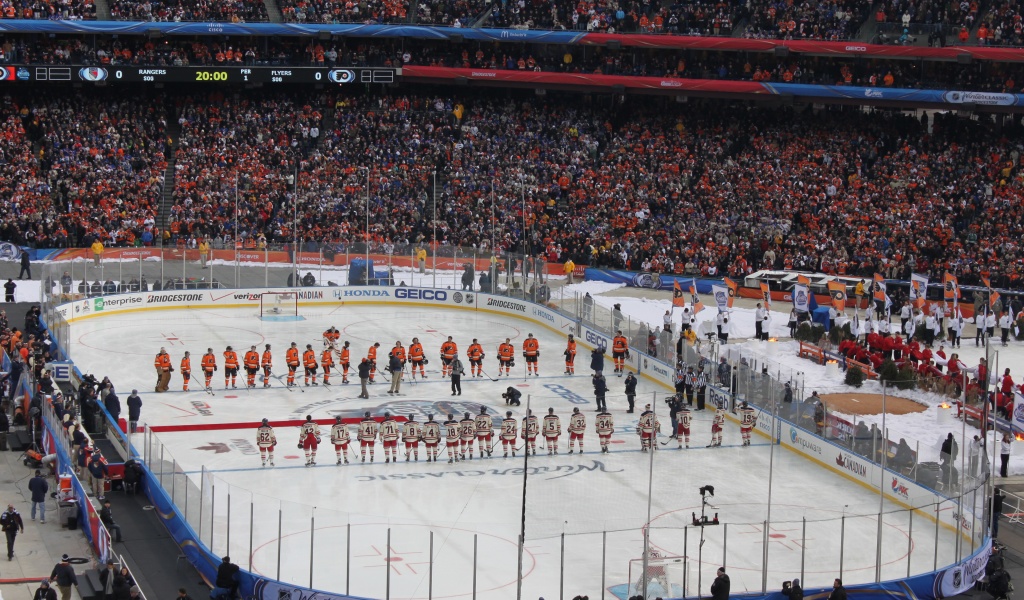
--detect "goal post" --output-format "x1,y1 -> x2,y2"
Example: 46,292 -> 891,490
628,554 -> 690,600
259,291 -> 299,318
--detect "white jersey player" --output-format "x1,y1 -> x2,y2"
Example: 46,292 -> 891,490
403,416 -> 421,461
380,413 -> 401,463
475,407 -> 494,457
595,410 -> 614,453
500,411 -> 518,457
522,410 -> 539,456
568,407 -> 586,453
739,401 -> 756,446
256,419 -> 277,467
677,404 -> 692,449
543,408 -> 561,455
422,414 -> 442,462
298,415 -> 321,466
358,412 -> 379,463
637,404 -> 659,452
330,416 -> 351,465
459,412 -> 477,460
709,406 -> 726,447
443,414 -> 461,463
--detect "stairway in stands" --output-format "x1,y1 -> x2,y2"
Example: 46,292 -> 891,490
156,108 -> 182,234
94,0 -> 112,20
264,0 -> 283,22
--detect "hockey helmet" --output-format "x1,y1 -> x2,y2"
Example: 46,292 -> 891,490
573,407 -> 580,414
384,412 -> 391,419
447,413 -> 454,420
305,414 -> 312,421
261,418 -> 269,426
226,346 -> 232,351
364,411 -> 371,418
265,344 -> 271,350
335,415 -> 343,422
464,412 -> 471,419
548,407 -> 555,414
408,414 -> 416,421
427,414 -> 434,420
506,411 -> 512,417
306,344 -> 312,349
479,406 -> 487,414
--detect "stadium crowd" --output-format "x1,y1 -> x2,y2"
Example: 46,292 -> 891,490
0,89 -> 1022,291
109,0 -> 268,22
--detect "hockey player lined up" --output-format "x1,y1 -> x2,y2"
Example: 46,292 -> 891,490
543,407 -> 561,454
564,334 -> 577,375
500,411 -> 518,457
467,339 -> 485,377
409,338 -> 427,378
261,344 -> 273,388
321,347 -> 335,385
444,414 -> 461,463
331,416 -> 350,464
367,342 -> 380,383
709,406 -> 726,447
380,412 -> 401,463
256,418 -> 277,467
338,341 -> 351,384
637,404 -> 659,452
498,339 -> 515,376
459,412 -> 477,460
285,343 -> 300,387
596,409 -> 614,453
224,346 -> 240,389
738,401 -> 756,446
323,326 -> 340,347
298,415 -> 321,466
303,344 -> 318,386
568,407 -> 586,454
403,415 -> 421,461
522,409 -> 539,456
676,403 -> 692,449
202,348 -> 217,390
180,351 -> 192,391
612,331 -> 629,375
440,336 -> 458,376
154,347 -> 172,392
523,333 -> 540,376
358,412 -> 379,463
422,414 -> 441,462
244,345 -> 260,388
475,407 -> 493,457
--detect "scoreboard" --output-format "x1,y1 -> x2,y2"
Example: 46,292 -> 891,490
0,65 -> 398,84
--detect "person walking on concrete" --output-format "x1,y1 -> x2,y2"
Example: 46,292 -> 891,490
50,554 -> 79,600
29,470 -> 49,523
88,452 -> 109,499
19,252 -> 31,280
0,503 -> 24,560
127,390 -> 142,434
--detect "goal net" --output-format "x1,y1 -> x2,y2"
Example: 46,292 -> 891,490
628,554 -> 690,600
259,291 -> 299,318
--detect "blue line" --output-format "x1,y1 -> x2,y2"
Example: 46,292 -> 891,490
182,441 -> 770,475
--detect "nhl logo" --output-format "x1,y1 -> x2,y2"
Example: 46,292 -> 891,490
465,294 -> 474,304
952,568 -> 962,588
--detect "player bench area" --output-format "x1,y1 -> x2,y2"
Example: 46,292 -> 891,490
797,341 -> 878,379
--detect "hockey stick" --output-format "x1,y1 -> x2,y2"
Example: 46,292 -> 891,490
479,367 -> 500,382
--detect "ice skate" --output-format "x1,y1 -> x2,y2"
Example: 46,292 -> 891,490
262,461 -> 266,467
385,457 -> 390,463
337,458 -> 342,465
269,459 -> 274,466
406,455 -> 410,462
344,458 -> 348,464
568,449 -> 574,454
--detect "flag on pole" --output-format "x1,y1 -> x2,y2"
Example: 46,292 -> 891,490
760,281 -> 771,312
712,285 -> 730,312
797,274 -> 811,286
943,272 -> 960,305
689,281 -> 704,314
982,274 -> 992,289
991,290 -> 1001,309
724,277 -> 738,309
872,273 -> 887,304
672,279 -> 686,308
827,281 -> 848,312
910,273 -> 928,309
793,284 -> 810,312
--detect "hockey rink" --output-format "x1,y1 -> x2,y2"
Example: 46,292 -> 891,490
65,303 -> 966,600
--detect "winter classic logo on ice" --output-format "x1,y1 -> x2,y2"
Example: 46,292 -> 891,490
789,427 -> 822,455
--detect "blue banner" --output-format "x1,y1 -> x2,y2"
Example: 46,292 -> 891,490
765,82 -> 1024,106
584,268 -> 721,294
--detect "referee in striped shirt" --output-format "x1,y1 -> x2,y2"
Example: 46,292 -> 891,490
694,366 -> 708,411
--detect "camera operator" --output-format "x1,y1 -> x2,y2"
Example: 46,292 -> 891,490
502,387 -> 522,406
782,579 -> 803,600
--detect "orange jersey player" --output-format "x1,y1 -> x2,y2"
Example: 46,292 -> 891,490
201,348 -> 217,390
338,341 -> 351,383
497,338 -> 515,376
321,347 -> 335,385
154,347 -> 172,393
367,342 -> 380,382
408,337 -> 426,378
223,346 -> 239,389
440,336 -> 458,376
523,333 -> 540,376
244,345 -> 260,388
467,339 -> 485,377
285,342 -> 300,387
261,344 -> 273,388
564,334 -> 577,375
612,331 -> 629,375
180,351 -> 192,391
303,344 -> 318,386
323,326 -> 340,347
